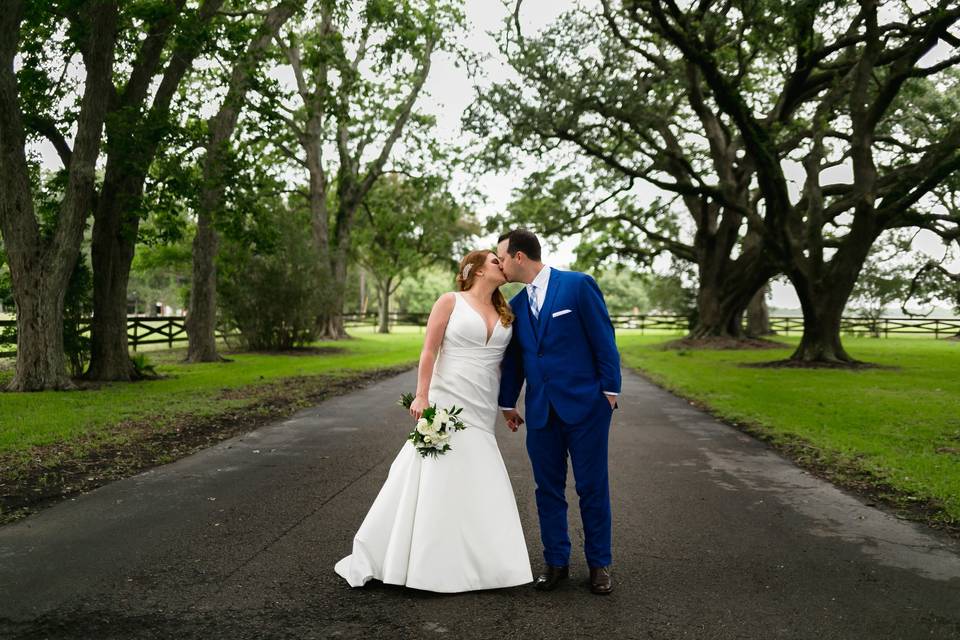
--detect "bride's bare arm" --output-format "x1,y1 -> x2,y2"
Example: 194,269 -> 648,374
409,292 -> 456,419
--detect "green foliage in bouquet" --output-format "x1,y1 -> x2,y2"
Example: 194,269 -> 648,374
398,393 -> 466,458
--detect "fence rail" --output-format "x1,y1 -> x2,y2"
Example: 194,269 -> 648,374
768,316 -> 960,338
345,311 -> 960,338
1,312 -> 957,359
0,316 -> 239,358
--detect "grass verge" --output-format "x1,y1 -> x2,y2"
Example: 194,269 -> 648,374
617,333 -> 960,534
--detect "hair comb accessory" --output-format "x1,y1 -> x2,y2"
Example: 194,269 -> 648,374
460,263 -> 473,281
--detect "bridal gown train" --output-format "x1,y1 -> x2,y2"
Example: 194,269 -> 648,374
334,293 -> 533,592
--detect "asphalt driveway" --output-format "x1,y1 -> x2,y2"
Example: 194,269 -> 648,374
1,368 -> 958,639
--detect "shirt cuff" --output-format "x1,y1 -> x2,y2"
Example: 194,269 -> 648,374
602,391 -> 618,396
499,407 -> 515,411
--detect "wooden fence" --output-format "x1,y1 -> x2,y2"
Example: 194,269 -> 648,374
0,316 -> 239,358
345,312 -> 960,338
1,312 -> 957,359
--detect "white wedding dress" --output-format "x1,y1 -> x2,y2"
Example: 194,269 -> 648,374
334,293 -> 533,592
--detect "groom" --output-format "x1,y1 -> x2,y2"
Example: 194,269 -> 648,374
496,229 -> 621,596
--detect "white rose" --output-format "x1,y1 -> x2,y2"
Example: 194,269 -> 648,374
435,409 -> 449,428
416,418 -> 431,435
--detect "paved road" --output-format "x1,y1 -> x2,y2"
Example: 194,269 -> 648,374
1,368 -> 959,639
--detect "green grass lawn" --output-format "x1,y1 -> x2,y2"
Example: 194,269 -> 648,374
0,330 -> 422,458
617,333 -> 960,523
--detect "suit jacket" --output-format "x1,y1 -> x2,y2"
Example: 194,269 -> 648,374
498,269 -> 621,430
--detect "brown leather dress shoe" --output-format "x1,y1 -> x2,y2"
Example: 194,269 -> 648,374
589,566 -> 613,595
533,564 -> 569,591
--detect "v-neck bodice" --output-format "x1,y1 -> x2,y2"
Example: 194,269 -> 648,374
457,292 -> 501,345
427,292 -> 513,435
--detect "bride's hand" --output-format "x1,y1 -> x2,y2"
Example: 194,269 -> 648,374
409,395 -> 430,420
502,409 -> 523,432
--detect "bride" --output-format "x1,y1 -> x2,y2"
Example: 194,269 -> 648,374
334,249 -> 533,593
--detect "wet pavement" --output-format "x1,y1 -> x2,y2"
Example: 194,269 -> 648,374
1,368 -> 958,639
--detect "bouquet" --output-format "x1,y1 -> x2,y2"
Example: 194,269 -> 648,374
398,392 -> 467,458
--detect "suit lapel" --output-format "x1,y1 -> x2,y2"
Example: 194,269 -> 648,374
517,288 -> 535,342
536,269 -> 561,346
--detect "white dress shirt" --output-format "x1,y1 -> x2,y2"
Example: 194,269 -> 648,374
526,264 -> 552,318
499,266 -> 618,413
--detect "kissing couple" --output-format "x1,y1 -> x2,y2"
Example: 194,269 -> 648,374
335,229 -> 621,595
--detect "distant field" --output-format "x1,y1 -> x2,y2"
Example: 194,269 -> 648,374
617,334 -> 960,524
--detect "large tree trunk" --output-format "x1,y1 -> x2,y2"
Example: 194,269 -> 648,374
185,213 -> 221,362
87,186 -> 138,381
300,111 -> 340,340
86,0 -> 226,381
6,268 -> 73,390
790,293 -> 850,362
184,110 -> 228,362
185,0 -> 300,363
376,277 -> 393,334
746,282 -> 772,336
688,238 -> 778,339
359,269 -> 368,315
313,194 -> 354,340
319,250 -> 349,339
0,1 -> 118,391
787,227 -> 878,364
690,280 -> 746,338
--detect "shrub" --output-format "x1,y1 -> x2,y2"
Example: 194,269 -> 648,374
218,208 -> 329,350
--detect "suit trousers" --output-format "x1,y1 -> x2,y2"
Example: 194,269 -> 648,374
525,395 -> 613,568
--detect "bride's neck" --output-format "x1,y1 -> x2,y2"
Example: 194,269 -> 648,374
464,283 -> 496,302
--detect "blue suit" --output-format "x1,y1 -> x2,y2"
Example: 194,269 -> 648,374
498,268 -> 621,568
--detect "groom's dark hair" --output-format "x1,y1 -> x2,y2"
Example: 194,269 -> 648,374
498,229 -> 541,262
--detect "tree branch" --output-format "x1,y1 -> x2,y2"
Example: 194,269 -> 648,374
356,35 -> 435,198
23,113 -> 72,168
